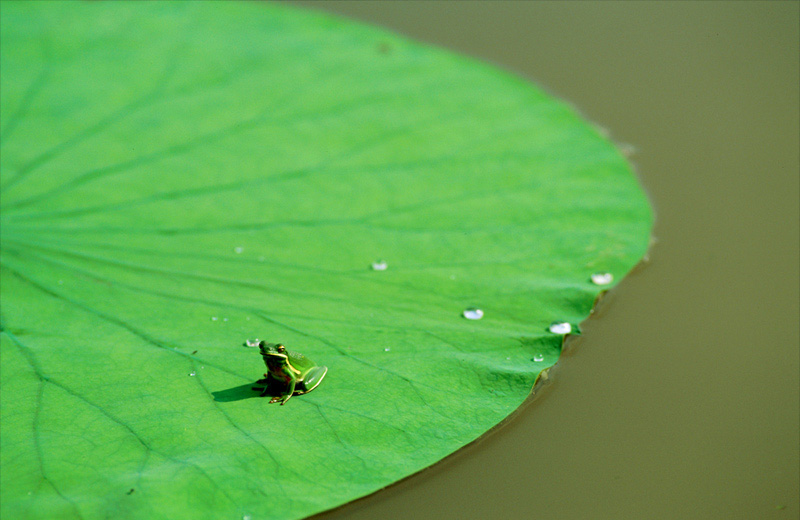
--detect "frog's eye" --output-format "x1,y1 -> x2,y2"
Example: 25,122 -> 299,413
276,344 -> 286,353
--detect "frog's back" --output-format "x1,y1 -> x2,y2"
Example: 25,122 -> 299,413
288,350 -> 317,371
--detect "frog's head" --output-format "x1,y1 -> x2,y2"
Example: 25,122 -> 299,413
259,341 -> 288,364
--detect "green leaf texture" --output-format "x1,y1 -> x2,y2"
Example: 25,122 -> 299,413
0,2 -> 652,519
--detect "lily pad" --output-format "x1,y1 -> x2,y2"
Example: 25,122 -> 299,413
0,2 -> 651,519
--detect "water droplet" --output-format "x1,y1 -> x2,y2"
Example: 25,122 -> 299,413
234,247 -> 244,254
223,318 -> 228,322
549,322 -> 572,334
245,339 -> 260,347
384,347 -> 390,352
188,371 -> 196,376
591,272 -> 614,285
242,515 -> 252,520
533,354 -> 545,362
371,260 -> 387,271
462,307 -> 484,320
57,280 -> 64,285
211,316 -> 218,321
506,357 -> 510,360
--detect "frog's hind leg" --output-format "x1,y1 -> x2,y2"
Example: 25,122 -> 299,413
298,366 -> 328,394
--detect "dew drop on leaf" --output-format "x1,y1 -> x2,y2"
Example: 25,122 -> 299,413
549,322 -> 572,334
189,371 -> 196,377
371,260 -> 387,271
533,354 -> 545,362
591,272 -> 613,285
234,247 -> 244,254
462,308 -> 484,320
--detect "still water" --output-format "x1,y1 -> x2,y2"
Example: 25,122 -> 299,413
287,2 -> 800,519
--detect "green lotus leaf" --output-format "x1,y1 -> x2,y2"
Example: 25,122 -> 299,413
0,2 -> 651,519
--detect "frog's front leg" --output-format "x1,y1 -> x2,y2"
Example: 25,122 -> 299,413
254,373 -> 281,397
270,379 -> 296,405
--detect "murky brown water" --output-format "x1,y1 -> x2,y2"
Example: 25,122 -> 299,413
287,2 -> 800,519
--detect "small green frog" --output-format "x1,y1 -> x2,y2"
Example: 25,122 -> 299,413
251,341 -> 327,405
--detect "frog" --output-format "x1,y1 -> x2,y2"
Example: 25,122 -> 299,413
250,341 -> 327,405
